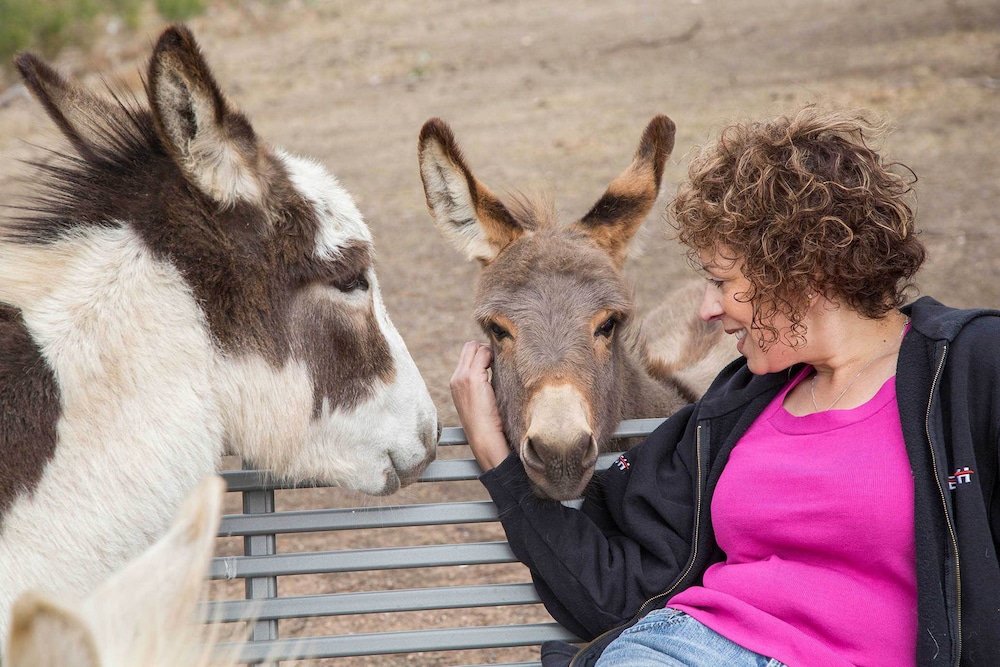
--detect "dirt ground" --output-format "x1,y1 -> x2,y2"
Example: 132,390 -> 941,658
1,0 -> 998,664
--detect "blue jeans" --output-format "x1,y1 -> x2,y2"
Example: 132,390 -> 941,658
594,608 -> 787,667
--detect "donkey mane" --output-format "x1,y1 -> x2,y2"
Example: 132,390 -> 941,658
7,45 -> 371,366
8,92 -> 162,243
497,192 -> 550,232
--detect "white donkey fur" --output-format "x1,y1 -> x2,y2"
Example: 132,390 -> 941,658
5,475 -> 231,667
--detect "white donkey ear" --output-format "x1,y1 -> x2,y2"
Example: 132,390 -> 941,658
148,24 -> 263,209
574,115 -> 676,268
81,475 -> 226,665
5,593 -> 101,667
6,476 -> 225,667
418,118 -> 527,264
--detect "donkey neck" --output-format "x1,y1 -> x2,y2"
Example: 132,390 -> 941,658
8,226 -> 223,457
0,225 -> 223,618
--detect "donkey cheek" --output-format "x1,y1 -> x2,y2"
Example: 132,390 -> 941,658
298,310 -> 394,416
490,364 -> 527,446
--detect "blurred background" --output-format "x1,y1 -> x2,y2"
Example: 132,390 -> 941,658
1,1 -> 997,664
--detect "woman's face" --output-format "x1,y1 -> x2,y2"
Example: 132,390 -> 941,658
697,247 -> 804,375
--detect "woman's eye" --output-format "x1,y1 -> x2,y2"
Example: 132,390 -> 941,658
488,323 -> 511,340
707,277 -> 724,289
334,274 -> 370,293
595,317 -> 617,338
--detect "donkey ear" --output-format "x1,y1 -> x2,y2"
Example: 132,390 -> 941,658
80,475 -> 226,664
14,52 -> 125,162
5,593 -> 101,667
148,24 -> 263,208
574,115 -> 676,267
418,118 -> 526,264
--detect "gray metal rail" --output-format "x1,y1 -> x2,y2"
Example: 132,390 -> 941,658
208,418 -> 665,665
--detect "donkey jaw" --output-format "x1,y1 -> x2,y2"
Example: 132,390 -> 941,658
215,354 -> 437,496
520,383 -> 599,501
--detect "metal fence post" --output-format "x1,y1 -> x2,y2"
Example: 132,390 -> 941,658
242,461 -> 278,665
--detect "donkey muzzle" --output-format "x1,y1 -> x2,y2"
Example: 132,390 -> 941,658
520,383 -> 598,501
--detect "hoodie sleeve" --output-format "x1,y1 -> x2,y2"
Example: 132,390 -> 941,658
478,404 -> 702,639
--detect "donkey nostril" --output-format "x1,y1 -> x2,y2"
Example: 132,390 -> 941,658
521,432 -> 595,475
521,437 -> 547,473
580,435 -> 599,469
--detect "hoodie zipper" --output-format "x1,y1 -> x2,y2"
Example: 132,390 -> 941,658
925,343 -> 961,666
569,423 -> 707,666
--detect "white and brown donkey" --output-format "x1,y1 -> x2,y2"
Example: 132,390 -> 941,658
0,24 -> 437,641
419,116 -> 736,501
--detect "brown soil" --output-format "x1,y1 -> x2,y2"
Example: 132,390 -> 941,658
2,1 -> 998,665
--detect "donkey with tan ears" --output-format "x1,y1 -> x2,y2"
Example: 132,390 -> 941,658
419,115 -> 737,501
0,24 -> 438,644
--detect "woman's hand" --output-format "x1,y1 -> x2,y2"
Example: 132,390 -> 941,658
451,341 -> 510,472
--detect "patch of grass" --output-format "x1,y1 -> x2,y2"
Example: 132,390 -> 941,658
0,0 -> 205,77
2,0 -> 94,62
155,0 -> 204,22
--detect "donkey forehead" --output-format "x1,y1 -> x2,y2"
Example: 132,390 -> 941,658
477,271 -> 631,322
476,232 -> 632,318
279,151 -> 372,258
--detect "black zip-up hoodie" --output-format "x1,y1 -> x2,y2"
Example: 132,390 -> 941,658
480,297 -> 1000,666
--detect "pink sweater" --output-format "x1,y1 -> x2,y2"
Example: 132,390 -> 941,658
669,367 -> 916,667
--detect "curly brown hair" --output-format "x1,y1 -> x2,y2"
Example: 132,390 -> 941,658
670,105 -> 926,346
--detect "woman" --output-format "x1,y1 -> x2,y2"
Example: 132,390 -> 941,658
451,106 -> 1000,666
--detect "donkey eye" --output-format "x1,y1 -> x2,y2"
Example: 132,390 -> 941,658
333,274 -> 370,293
488,323 -> 511,341
595,316 -> 618,339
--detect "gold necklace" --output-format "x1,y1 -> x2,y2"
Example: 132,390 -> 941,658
809,316 -> 909,412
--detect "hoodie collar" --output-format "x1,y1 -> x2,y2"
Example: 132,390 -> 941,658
903,296 -> 1000,343
696,359 -> 798,420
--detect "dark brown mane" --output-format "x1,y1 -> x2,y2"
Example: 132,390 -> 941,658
0,28 -> 439,636
6,91 -> 166,245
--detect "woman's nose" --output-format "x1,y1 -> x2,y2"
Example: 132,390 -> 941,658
699,283 -> 723,322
